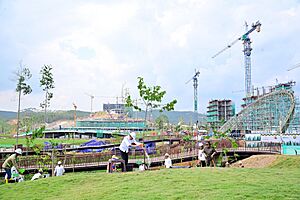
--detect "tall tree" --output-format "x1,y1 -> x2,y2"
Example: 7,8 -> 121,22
125,77 -> 177,124
15,63 -> 32,145
40,65 -> 55,124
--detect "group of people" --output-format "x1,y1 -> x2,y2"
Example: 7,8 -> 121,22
164,141 -> 217,168
197,141 -> 216,167
2,148 -> 65,183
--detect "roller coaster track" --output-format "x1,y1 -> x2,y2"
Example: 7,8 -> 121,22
219,90 -> 295,133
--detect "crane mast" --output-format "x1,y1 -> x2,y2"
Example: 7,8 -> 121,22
186,70 -> 200,112
243,22 -> 252,97
212,21 -> 261,99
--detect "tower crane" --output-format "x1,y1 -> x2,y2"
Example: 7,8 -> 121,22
212,21 -> 261,98
72,102 -> 77,127
287,63 -> 300,71
186,70 -> 200,112
85,93 -> 95,113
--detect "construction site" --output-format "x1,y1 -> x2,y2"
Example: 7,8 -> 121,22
0,16 -> 300,200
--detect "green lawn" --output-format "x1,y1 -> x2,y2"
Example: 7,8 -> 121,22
0,137 -> 91,147
1,156 -> 300,200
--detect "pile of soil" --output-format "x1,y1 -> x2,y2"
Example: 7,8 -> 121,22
231,155 -> 278,168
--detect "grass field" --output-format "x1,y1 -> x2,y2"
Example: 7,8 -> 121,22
0,155 -> 300,200
0,137 -> 91,147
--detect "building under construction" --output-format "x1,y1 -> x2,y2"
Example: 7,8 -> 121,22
220,81 -> 300,134
207,99 -> 235,129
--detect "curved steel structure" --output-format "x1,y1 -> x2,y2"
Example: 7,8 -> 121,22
219,89 -> 295,133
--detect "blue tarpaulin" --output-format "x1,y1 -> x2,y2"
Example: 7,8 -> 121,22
136,142 -> 156,154
78,139 -> 106,153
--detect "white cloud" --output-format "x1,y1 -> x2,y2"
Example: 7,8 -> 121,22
1,0 -> 300,114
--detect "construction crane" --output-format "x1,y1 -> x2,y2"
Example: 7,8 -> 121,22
85,93 -> 95,113
72,102 -> 77,127
186,70 -> 200,112
212,21 -> 261,98
287,63 -> 300,71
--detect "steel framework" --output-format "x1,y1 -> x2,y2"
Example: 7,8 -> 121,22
219,89 -> 296,133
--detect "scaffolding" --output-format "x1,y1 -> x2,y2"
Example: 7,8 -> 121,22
219,81 -> 298,134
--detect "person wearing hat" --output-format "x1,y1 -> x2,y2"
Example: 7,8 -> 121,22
197,143 -> 206,167
2,148 -> 22,183
164,153 -> 172,168
119,132 -> 143,171
107,155 -> 119,173
54,161 -> 65,176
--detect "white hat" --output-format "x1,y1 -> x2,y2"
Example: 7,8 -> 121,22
15,148 -> 22,155
199,143 -> 203,147
129,132 -> 136,139
165,153 -> 170,157
58,161 -> 62,165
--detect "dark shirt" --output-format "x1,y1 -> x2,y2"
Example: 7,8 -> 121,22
204,146 -> 216,160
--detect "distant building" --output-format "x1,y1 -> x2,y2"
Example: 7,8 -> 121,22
207,99 -> 235,129
103,103 -> 125,114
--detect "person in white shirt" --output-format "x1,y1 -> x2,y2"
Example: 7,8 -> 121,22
164,153 -> 172,168
54,161 -> 65,176
31,169 -> 43,181
119,132 -> 143,171
198,143 -> 206,167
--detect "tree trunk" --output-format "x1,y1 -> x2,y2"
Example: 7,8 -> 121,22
51,150 -> 54,177
44,90 -> 48,124
16,89 -> 21,146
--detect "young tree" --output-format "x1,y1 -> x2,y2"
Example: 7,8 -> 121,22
155,114 -> 169,131
125,77 -> 177,124
15,63 -> 32,145
40,65 -> 55,124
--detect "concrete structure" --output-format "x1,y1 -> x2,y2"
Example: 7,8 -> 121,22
103,103 -> 125,114
207,99 -> 235,129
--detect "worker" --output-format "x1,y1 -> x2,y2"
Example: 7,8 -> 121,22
31,169 -> 43,181
164,153 -> 172,168
2,148 -> 22,183
107,155 -> 119,173
54,161 -> 65,176
119,132 -> 143,171
238,160 -> 244,168
203,141 -> 216,167
197,143 -> 206,167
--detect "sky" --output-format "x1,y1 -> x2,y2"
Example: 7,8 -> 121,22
0,0 -> 300,114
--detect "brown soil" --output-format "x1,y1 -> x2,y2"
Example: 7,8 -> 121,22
231,155 -> 278,168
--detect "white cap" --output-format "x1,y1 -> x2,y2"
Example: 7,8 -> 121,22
15,148 -> 22,155
58,161 -> 62,165
199,143 -> 203,147
129,132 -> 136,139
165,153 -> 170,157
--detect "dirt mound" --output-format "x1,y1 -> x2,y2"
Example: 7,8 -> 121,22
231,155 -> 278,168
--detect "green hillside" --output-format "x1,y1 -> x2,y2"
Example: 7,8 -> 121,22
0,109 -> 207,125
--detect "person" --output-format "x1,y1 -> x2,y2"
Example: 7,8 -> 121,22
54,161 -> 65,176
203,141 -> 216,167
164,153 -> 172,168
119,132 -> 143,171
2,148 -> 22,183
31,169 -> 43,181
107,155 -> 119,173
225,162 -> 230,168
238,160 -> 244,168
197,143 -> 206,167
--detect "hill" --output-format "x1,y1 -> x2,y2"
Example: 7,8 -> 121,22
0,109 -> 207,125
132,110 -> 207,124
